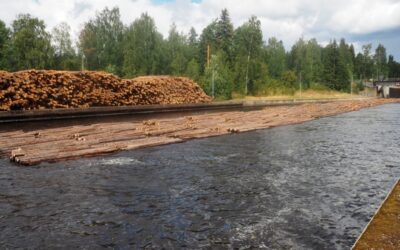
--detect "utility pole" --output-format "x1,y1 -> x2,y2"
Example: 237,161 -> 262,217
210,54 -> 216,98
299,72 -> 302,98
212,66 -> 215,98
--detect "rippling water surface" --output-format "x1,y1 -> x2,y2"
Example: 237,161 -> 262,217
1,104 -> 400,249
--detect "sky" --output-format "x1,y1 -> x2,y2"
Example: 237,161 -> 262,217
0,0 -> 399,59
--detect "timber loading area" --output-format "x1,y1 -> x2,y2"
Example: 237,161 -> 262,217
0,98 -> 399,166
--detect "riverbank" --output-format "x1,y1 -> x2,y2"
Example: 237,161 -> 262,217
353,179 -> 400,249
1,98 -> 399,166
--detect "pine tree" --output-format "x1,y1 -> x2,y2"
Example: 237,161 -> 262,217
374,44 -> 388,79
322,40 -> 339,90
216,9 -> 234,60
265,37 -> 286,78
198,20 -> 218,72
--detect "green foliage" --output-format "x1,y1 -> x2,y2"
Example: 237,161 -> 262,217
288,38 -> 324,87
321,40 -> 350,91
0,20 -> 11,70
232,16 -> 264,95
166,23 -> 190,75
308,82 -> 330,91
265,37 -> 286,78
359,44 -> 374,79
201,52 -> 233,99
79,7 -> 124,75
388,55 -> 400,78
0,7 -> 399,100
281,70 -> 297,89
52,22 -> 79,70
185,58 -> 200,81
198,20 -> 218,72
123,13 -> 163,77
374,44 -> 388,79
10,14 -> 53,70
216,9 -> 234,60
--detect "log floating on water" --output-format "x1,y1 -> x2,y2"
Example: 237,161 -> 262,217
0,98 -> 399,166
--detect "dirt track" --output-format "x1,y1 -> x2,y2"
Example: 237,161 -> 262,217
1,98 -> 399,166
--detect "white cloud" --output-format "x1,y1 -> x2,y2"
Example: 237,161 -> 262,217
0,0 -> 399,57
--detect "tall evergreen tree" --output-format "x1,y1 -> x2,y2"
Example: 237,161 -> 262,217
216,9 -> 234,60
265,37 -> 286,79
187,27 -> 199,61
306,38 -> 323,83
188,27 -> 198,46
337,38 -> 352,90
322,40 -> 340,90
388,55 -> 400,78
198,20 -> 218,72
374,44 -> 388,80
289,38 -> 307,85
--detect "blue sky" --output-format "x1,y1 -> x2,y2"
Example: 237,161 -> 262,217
0,0 -> 399,60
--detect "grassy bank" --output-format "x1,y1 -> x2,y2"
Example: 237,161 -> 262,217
230,89 -> 357,101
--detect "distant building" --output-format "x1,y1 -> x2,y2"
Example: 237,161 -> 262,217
374,80 -> 400,98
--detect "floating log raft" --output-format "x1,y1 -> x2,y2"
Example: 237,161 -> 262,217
0,98 -> 399,166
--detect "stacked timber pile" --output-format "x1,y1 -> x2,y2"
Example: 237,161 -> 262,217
0,70 -> 211,111
124,76 -> 211,105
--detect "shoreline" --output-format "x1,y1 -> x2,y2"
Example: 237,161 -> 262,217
353,179 -> 400,249
1,98 -> 399,166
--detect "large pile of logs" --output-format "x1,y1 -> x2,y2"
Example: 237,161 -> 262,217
123,76 -> 211,105
0,70 -> 211,111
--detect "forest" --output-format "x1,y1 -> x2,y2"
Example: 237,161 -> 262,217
1,7 -> 400,99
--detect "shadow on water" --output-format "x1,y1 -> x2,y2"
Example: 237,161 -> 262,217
0,103 -> 399,249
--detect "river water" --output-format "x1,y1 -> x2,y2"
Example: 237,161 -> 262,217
1,104 -> 399,249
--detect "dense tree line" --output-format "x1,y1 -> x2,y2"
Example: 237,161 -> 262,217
1,8 -> 400,99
